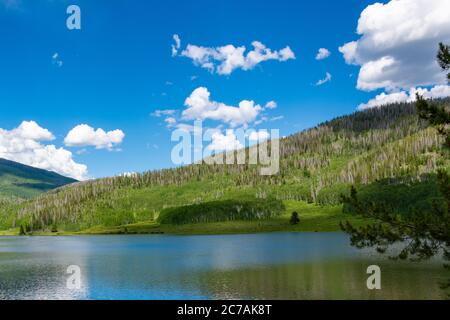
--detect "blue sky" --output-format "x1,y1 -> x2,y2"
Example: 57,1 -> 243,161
1,0 -> 449,179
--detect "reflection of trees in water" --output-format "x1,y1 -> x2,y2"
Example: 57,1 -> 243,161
1,253 -> 447,299
195,260 -> 448,299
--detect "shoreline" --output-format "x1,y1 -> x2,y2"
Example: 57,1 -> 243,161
0,208 -> 370,237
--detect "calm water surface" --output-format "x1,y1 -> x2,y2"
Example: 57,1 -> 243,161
0,232 -> 447,299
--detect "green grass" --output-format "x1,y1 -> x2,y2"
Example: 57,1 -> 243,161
0,158 -> 77,199
0,201 -> 371,236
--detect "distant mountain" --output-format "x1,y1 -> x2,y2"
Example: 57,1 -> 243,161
0,158 -> 77,199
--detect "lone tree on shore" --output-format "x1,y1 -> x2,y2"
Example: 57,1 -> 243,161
341,42 -> 450,290
290,211 -> 300,225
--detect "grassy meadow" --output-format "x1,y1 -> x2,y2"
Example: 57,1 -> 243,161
0,201 -> 370,236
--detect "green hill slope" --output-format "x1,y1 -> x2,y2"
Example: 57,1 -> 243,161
0,158 -> 77,199
1,99 -> 448,234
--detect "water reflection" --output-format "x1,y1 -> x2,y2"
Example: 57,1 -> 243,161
195,260 -> 447,299
0,233 -> 447,299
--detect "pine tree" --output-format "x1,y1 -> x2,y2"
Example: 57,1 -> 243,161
290,211 -> 300,225
341,42 -> 450,291
437,42 -> 450,81
19,224 -> 25,236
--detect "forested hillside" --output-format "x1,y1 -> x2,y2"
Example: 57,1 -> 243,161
1,99 -> 448,232
0,158 -> 77,199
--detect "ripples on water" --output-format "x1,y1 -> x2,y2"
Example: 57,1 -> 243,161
0,233 -> 447,299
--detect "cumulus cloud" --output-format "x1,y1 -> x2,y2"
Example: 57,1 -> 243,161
64,124 -> 125,150
339,41 -> 358,65
316,72 -> 332,86
339,0 -> 450,91
0,121 -> 88,180
175,38 -> 295,75
13,120 -> 55,141
207,131 -> 243,152
315,48 -> 331,60
181,87 -> 263,127
358,85 -> 450,110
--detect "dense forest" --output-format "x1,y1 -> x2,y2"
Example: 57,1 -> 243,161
0,98 -> 448,232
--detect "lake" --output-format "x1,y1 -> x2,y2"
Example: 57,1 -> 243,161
0,232 -> 447,300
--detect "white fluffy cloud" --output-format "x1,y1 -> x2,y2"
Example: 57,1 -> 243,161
207,131 -> 243,152
182,87 -> 263,127
339,0 -> 450,91
64,124 -> 125,150
13,120 -> 55,141
315,48 -> 330,60
175,37 -> 295,75
316,72 -> 332,86
358,85 -> 450,110
0,121 -> 88,180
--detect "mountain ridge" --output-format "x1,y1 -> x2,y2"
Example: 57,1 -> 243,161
0,158 -> 77,199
